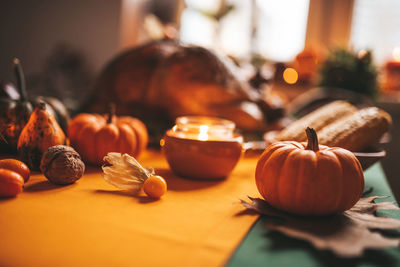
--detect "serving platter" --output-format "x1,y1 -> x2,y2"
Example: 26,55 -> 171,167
242,131 -> 387,170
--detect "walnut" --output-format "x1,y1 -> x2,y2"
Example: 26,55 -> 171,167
40,145 -> 85,185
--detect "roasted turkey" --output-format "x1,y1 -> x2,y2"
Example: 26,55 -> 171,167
82,39 -> 284,141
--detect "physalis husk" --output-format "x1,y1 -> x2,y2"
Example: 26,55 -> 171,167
102,152 -> 155,193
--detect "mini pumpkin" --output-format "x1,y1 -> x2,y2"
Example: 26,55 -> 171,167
255,127 -> 364,215
68,104 -> 148,165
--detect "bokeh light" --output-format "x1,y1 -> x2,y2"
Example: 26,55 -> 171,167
393,46 -> 400,62
283,68 -> 298,84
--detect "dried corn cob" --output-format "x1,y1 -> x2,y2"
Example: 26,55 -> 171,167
318,107 -> 392,152
275,100 -> 357,142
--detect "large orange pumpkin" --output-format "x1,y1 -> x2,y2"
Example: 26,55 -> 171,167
68,105 -> 148,165
255,127 -> 364,215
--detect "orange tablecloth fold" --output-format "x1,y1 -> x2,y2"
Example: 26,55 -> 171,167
0,151 -> 259,267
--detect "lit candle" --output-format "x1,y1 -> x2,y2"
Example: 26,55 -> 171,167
162,116 -> 243,180
382,46 -> 400,92
169,116 -> 236,141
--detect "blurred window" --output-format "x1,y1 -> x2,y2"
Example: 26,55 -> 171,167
180,0 -> 310,62
350,0 -> 400,64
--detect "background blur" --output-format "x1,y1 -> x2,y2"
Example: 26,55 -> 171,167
1,0 -> 400,198
2,0 -> 400,81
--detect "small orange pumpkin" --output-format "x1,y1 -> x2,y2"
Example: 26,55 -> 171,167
68,105 -> 148,165
255,127 -> 364,215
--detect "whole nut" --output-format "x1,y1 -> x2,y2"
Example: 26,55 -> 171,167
40,145 -> 85,185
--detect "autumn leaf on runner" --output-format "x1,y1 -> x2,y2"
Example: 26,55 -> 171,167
240,196 -> 400,257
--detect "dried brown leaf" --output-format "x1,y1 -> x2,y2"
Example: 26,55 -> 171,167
240,196 -> 400,257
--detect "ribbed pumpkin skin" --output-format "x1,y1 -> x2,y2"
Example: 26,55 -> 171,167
68,113 -> 148,165
255,141 -> 364,215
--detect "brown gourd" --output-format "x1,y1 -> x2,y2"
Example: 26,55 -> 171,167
17,102 -> 66,170
0,59 -> 70,153
0,59 -> 32,152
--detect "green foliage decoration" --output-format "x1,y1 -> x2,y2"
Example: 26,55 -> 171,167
318,48 -> 379,98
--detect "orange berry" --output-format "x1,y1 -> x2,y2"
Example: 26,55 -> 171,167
143,175 -> 167,198
0,169 -> 24,197
0,159 -> 30,183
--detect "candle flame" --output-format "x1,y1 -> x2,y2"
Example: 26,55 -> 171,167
198,125 -> 209,141
393,46 -> 400,62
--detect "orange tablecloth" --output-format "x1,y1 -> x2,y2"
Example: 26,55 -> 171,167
0,151 -> 259,267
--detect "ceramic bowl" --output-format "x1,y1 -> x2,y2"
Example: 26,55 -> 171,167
354,149 -> 386,170
262,131 -> 386,170
162,131 -> 244,180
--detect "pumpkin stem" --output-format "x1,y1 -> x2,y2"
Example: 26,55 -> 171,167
107,103 -> 115,124
13,58 -> 29,101
305,127 -> 319,152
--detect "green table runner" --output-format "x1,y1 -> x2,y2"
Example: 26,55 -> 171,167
228,164 -> 400,267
